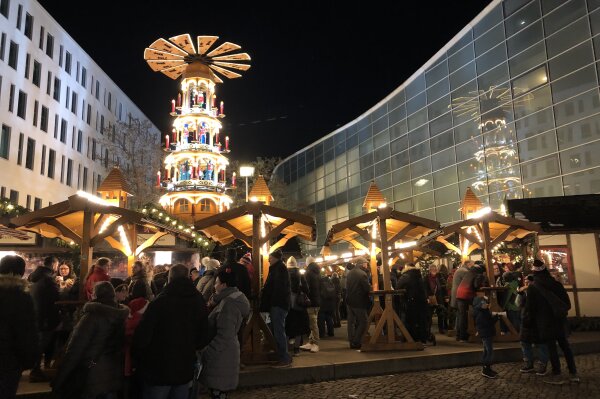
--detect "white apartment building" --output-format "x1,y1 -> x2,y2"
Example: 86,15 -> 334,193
0,0 -> 159,210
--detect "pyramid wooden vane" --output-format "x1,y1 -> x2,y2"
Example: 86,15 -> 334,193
97,167 -> 132,208
460,187 -> 483,219
363,181 -> 387,210
248,175 -> 274,205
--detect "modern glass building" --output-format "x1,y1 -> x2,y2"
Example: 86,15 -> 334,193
274,0 -> 600,246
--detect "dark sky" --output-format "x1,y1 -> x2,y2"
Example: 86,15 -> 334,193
40,0 -> 492,163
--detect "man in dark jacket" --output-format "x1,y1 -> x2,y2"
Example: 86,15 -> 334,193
29,256 -> 60,381
124,260 -> 155,302
396,263 -> 428,344
0,255 -> 39,399
345,257 -> 371,349
300,256 -> 321,353
450,260 -> 473,342
219,248 -> 251,300
261,250 -> 292,367
52,281 -> 129,398
526,259 -> 578,385
134,264 -> 209,396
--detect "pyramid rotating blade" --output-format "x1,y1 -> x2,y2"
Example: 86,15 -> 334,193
212,52 -> 251,61
144,48 -> 184,61
146,59 -> 186,72
213,61 -> 251,71
197,36 -> 219,55
161,64 -> 187,80
209,64 -> 242,79
169,33 -> 196,54
148,38 -> 188,56
207,42 -> 241,57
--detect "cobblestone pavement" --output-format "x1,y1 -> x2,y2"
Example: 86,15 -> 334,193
229,353 -> 600,399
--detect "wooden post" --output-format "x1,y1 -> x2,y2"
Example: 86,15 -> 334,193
252,211 -> 261,296
79,209 -> 94,301
482,222 -> 495,289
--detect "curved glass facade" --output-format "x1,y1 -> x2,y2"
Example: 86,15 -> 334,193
274,0 -> 600,244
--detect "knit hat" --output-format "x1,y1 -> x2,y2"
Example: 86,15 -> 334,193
128,297 -> 148,314
201,256 -> 211,268
532,259 -> 546,272
286,256 -> 298,268
270,250 -> 283,260
305,256 -> 315,265
239,253 -> 252,267
206,259 -> 220,271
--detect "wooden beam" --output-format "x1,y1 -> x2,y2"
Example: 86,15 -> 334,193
456,230 -> 482,247
90,218 -> 124,246
350,225 -> 376,244
437,236 -> 461,254
270,233 -> 296,253
104,236 -> 127,254
348,239 -> 369,252
261,219 -> 294,244
135,231 -> 168,256
387,223 -> 415,246
92,214 -> 110,236
79,210 -> 94,301
482,222 -> 495,287
490,226 -> 519,248
216,220 -> 251,243
46,219 -> 82,244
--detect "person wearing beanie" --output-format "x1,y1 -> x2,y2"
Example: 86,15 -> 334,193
285,256 -> 310,356
52,281 -> 129,398
219,248 -> 251,300
261,250 -> 292,367
200,256 -> 211,277
300,256 -> 321,353
197,259 -> 220,302
525,259 -> 578,384
0,255 -> 39,398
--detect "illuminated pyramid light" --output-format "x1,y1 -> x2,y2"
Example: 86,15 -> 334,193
144,34 -> 251,223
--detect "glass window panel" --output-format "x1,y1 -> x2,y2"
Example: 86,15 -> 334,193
359,139 -> 373,157
504,0 -> 532,17
560,140 -> 600,173
426,78 -> 450,104
476,43 -> 507,75
336,156 -> 347,169
487,165 -> 522,194
373,129 -> 390,148
546,18 -> 590,58
541,0 -> 564,14
436,202 -> 462,224
428,95 -> 451,120
388,91 -> 406,110
451,79 -> 478,103
370,106 -> 387,122
391,150 -> 409,169
435,185 -> 459,206
410,157 -> 432,178
349,173 -> 361,188
515,107 -> 555,140
512,66 -> 548,96
425,61 -> 449,87
514,85 -> 552,119
590,0 -> 600,12
563,166 -> 600,195
373,116 -> 388,135
406,74 -> 426,100
429,112 -> 452,137
450,61 -> 477,90
509,41 -> 547,77
518,130 -> 558,161
389,105 -> 406,126
360,167 -> 375,183
591,8 -> 600,35
390,120 -> 407,140
412,174 -> 433,194
454,119 -> 480,144
409,141 -> 430,161
348,159 -> 360,175
448,43 -> 475,73
460,179 -> 489,201
551,65 -> 597,103
544,0 -> 586,36
393,183 -> 412,202
507,21 -> 544,57
431,147 -> 455,171
457,158 -> 481,181
475,23 -> 505,56
548,41 -> 594,81
478,62 -> 509,92
523,176 -> 563,197
557,114 -> 600,150
414,192 -> 434,211
455,137 -> 481,162
433,166 -> 458,188
374,144 -> 390,161
360,153 -> 373,170
325,171 -> 335,186
375,173 -> 392,190
407,92 -> 426,115
391,135 -> 408,154
392,166 -> 411,185
521,154 -> 560,183
475,4 -> 503,36
448,30 -> 473,56
374,158 -> 391,177
336,178 -> 348,193
430,121 -> 454,147
408,109 -> 428,132
408,124 -> 429,146
505,1 -> 541,37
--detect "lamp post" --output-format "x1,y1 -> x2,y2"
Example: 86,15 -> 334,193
239,166 -> 255,202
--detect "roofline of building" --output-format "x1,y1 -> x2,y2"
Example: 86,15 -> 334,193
273,0 -> 502,176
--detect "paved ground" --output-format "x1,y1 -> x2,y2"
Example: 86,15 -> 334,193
230,353 -> 600,399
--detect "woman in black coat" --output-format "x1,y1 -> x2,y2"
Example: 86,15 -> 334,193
285,257 -> 310,355
396,264 -> 428,344
52,282 -> 129,399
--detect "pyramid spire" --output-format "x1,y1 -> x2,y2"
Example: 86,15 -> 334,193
97,167 -> 131,207
460,187 -> 483,219
248,175 -> 274,205
363,181 -> 387,210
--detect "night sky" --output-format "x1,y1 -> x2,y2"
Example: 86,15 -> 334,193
39,0 -> 492,163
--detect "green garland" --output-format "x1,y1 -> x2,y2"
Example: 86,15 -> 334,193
0,198 -> 28,217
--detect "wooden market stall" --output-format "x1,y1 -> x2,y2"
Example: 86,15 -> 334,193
194,176 -> 316,363
322,182 -> 440,351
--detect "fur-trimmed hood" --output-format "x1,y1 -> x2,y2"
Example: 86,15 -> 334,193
0,273 -> 29,292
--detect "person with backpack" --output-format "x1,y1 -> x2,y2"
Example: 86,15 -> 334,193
318,274 -> 337,338
526,259 -> 578,385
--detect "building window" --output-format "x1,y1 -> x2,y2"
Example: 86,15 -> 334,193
95,80 -> 99,100
38,26 -> 44,50
25,137 -> 34,170
45,33 -> 53,58
9,190 -> 18,205
104,149 -> 108,167
86,104 -> 91,124
0,186 -> 4,198
58,45 -> 62,66
97,174 -> 102,190
33,100 -> 38,127
60,155 -> 65,183
65,51 -> 71,74
17,90 -> 26,119
108,92 -> 112,111
175,199 -> 190,213
53,114 -> 58,138
540,246 -> 574,286
77,130 -> 82,152
60,118 -> 67,143
47,149 -> 55,178
24,12 -> 33,39
81,66 -> 87,88
71,126 -> 75,149
65,86 -> 70,109
82,166 -> 88,191
0,33 -> 5,60
8,84 -> 14,112
40,144 -> 45,175
25,195 -> 31,210
53,77 -> 60,101
8,40 -> 18,69
16,132 -> 23,165
16,4 -> 21,29
91,139 -> 96,160
100,115 -> 104,133
0,0 -> 9,18
77,164 -> 81,189
40,106 -> 48,132
34,197 -> 41,210
24,53 -> 30,78
71,91 -> 77,114
66,158 -> 73,186
32,60 -> 41,86
199,198 -> 213,212
46,71 -> 51,95
0,124 -> 10,159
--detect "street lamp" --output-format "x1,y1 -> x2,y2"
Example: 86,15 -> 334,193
239,166 -> 255,202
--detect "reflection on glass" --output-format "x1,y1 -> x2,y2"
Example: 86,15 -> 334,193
540,247 -> 573,285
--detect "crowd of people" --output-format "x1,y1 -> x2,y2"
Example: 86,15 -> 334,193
0,249 -> 579,399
